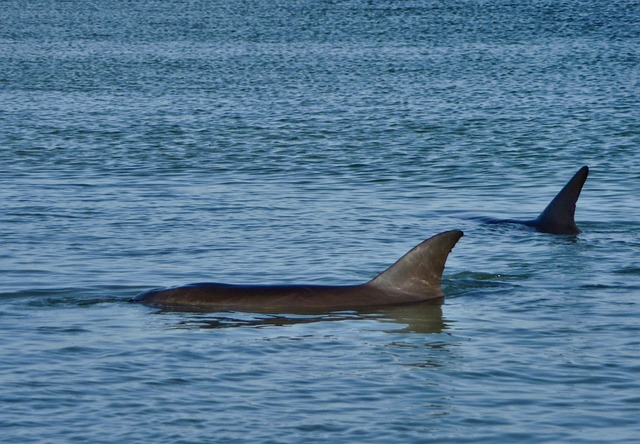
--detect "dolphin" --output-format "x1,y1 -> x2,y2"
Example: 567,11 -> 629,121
132,230 -> 463,312
484,165 -> 589,234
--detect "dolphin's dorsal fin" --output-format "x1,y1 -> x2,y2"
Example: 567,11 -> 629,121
534,166 -> 589,234
368,230 -> 463,295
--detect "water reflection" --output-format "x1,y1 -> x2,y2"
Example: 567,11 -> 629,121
373,303 -> 446,334
163,301 -> 447,334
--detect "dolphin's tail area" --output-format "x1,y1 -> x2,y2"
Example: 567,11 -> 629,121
533,166 -> 589,234
368,230 -> 463,295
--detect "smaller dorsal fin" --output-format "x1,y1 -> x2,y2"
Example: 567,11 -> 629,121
368,230 -> 463,295
533,166 -> 589,234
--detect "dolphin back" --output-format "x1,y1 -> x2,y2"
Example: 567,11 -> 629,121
368,230 -> 463,295
533,165 -> 589,234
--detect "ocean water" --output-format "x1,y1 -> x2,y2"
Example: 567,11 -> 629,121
1,0 -> 639,442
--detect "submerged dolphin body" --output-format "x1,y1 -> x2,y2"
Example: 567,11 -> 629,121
133,230 -> 463,312
486,166 -> 589,234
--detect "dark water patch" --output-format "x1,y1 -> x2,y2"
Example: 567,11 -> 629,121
25,295 -> 126,308
614,266 -> 640,275
444,271 -> 530,298
34,325 -> 90,335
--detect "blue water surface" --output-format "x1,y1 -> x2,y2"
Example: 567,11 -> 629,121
1,1 -> 639,443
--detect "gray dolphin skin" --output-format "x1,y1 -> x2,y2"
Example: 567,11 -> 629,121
487,165 -> 589,234
133,230 -> 463,312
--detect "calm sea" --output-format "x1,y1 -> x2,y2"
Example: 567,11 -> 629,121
1,1 -> 639,443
